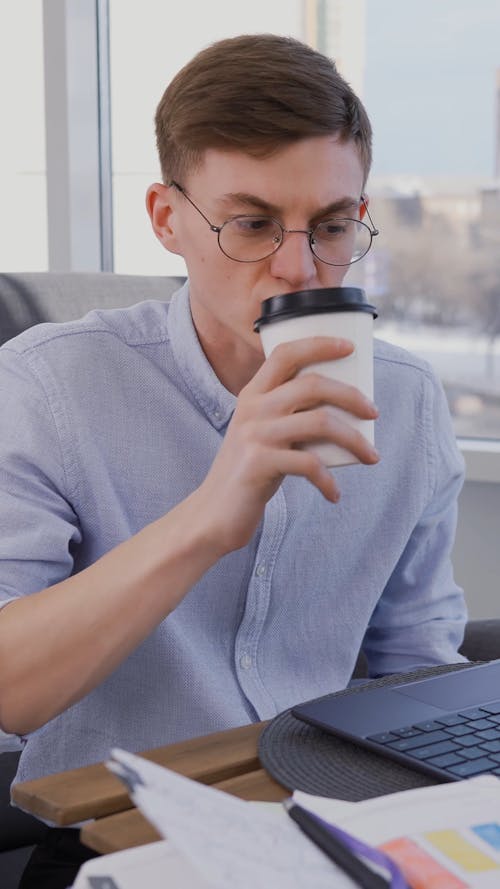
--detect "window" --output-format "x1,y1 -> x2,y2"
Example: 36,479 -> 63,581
0,1 -> 47,270
108,0 -> 303,277
356,0 -> 500,440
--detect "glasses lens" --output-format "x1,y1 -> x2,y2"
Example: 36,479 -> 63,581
311,218 -> 372,266
218,217 -> 282,262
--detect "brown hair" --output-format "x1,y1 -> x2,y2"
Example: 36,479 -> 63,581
155,34 -> 372,185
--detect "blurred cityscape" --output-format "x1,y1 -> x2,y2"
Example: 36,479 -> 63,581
349,175 -> 500,438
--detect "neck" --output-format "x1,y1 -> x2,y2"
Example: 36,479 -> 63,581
199,330 -> 263,395
189,291 -> 265,394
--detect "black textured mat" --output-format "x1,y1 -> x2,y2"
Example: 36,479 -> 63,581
259,663 -> 473,801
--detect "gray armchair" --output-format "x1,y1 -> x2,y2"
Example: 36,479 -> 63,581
0,271 -> 186,347
351,619 -> 500,679
1,272 -> 499,887
460,619 -> 500,663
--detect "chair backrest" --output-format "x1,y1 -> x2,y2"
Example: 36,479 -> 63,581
0,272 -> 186,345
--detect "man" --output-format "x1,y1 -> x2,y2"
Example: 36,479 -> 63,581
0,34 -> 466,885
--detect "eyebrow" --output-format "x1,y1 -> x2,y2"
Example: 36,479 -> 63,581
215,191 -> 361,219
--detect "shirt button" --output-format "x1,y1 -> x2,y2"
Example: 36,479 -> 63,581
255,563 -> 266,577
213,409 -> 222,420
240,653 -> 252,670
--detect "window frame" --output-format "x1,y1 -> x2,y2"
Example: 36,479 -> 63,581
43,0 -> 113,271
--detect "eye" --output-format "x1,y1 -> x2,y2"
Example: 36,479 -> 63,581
316,218 -> 350,237
231,216 -> 277,235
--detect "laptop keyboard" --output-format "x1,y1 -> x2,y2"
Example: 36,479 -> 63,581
368,699 -> 500,779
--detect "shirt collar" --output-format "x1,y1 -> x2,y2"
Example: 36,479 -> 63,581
167,280 -> 236,431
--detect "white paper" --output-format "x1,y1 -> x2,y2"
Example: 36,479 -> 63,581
107,748 -> 358,889
72,840 -> 208,889
0,729 -> 23,752
295,776 -> 500,888
72,808 -> 289,889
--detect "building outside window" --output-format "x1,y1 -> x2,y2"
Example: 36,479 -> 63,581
360,0 -> 500,441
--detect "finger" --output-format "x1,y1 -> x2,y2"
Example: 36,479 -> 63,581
260,408 -> 380,465
267,447 -> 341,503
247,336 -> 354,394
256,372 -> 378,420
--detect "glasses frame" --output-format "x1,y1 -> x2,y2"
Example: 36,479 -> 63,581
169,180 -> 379,266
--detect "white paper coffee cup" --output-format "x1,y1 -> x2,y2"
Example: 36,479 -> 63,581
254,287 -> 377,467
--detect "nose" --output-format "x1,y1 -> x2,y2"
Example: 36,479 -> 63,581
268,229 -> 317,289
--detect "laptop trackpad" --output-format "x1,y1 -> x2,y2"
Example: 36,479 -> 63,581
395,661 -> 500,711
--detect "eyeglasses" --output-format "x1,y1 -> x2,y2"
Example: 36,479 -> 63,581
169,180 -> 379,266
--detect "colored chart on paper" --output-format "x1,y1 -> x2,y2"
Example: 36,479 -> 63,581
472,823 -> 500,852
382,823 -> 500,889
425,829 -> 498,873
381,837 -> 468,889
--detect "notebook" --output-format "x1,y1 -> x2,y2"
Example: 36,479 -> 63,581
292,659 -> 500,782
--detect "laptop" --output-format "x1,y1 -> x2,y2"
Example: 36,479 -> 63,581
292,659 -> 500,782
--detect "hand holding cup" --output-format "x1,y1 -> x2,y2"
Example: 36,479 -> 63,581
254,287 -> 377,467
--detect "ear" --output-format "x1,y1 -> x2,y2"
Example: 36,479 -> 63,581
146,183 -> 183,255
359,194 -> 369,221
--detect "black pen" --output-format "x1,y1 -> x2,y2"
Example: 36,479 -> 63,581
283,798 -> 390,889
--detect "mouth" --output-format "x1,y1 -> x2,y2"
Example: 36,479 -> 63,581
259,287 -> 315,304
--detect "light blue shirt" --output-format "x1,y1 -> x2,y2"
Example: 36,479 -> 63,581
0,282 -> 467,786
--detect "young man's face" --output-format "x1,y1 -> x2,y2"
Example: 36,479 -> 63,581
148,134 -> 366,389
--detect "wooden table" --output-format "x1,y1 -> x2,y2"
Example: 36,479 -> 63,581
12,721 -> 288,854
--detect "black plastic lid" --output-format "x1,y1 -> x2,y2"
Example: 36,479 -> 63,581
254,287 -> 377,331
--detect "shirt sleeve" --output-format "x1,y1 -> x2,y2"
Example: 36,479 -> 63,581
0,345 -> 81,603
361,370 -> 468,676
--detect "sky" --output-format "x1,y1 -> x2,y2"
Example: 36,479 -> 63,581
364,0 -> 500,178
